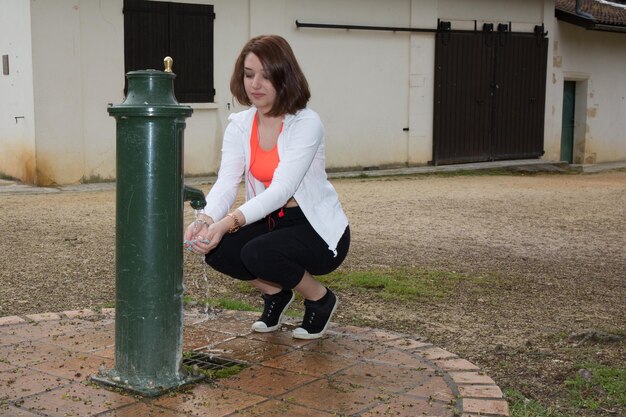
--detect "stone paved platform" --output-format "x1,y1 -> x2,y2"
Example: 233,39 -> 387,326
0,309 -> 509,416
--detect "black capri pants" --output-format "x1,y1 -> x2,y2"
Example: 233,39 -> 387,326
205,206 -> 350,290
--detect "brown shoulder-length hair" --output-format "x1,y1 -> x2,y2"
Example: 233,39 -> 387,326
230,35 -> 311,117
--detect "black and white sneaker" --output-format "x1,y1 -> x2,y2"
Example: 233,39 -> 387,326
292,288 -> 338,340
251,289 -> 294,333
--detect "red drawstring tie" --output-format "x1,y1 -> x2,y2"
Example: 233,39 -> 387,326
268,208 -> 285,231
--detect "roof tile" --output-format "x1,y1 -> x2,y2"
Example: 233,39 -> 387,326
556,0 -> 626,27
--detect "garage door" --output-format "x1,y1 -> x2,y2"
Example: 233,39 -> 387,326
433,30 -> 548,165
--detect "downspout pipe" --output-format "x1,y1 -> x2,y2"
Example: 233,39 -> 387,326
576,0 -> 595,20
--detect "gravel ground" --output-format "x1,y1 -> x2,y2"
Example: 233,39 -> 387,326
1,169 -> 625,415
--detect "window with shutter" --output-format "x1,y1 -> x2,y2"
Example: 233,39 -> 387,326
123,0 -> 215,103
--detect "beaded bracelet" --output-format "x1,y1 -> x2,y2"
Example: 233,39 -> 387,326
226,213 -> 241,233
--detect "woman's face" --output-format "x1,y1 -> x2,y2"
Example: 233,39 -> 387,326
243,53 -> 277,114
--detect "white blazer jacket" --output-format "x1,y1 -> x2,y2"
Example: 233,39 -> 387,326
201,107 -> 349,254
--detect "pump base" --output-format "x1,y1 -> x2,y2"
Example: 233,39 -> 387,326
91,371 -> 204,398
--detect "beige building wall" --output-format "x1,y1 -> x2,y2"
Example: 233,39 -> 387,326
549,20 -> 626,164
24,0 -> 247,185
279,0 -> 412,169
0,0 -> 36,183
11,0 -> 623,185
30,0 -> 87,185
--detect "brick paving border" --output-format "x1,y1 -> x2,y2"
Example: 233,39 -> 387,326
0,309 -> 509,416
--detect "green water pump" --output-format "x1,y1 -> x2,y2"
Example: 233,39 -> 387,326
92,57 -> 206,396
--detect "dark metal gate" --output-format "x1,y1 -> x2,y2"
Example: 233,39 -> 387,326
433,31 -> 548,165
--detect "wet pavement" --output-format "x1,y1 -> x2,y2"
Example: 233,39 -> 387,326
0,309 -> 509,416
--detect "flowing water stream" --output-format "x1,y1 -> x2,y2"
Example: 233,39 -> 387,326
190,210 -> 217,324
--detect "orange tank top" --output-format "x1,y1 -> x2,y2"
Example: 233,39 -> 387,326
249,114 -> 280,187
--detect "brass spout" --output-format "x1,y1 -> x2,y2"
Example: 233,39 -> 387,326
164,56 -> 173,73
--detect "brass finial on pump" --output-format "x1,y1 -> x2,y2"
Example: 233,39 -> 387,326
164,56 -> 173,73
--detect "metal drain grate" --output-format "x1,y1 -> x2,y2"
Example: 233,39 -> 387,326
182,351 -> 248,379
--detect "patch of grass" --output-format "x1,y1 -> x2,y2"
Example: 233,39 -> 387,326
349,169 -> 519,181
0,172 -> 16,181
184,295 -> 258,312
182,351 -> 246,381
428,168 -> 523,177
213,364 -> 245,378
234,281 -> 257,294
203,296 -> 303,317
565,363 -> 626,412
183,363 -> 245,380
505,388 -> 566,417
318,267 -> 478,301
80,174 -> 115,184
429,167 -> 579,178
338,166 -> 580,181
189,294 -> 302,317
203,297 -> 258,312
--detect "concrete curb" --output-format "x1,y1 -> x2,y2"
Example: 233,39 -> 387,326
2,159 -> 624,195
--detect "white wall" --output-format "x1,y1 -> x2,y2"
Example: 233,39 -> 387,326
10,0 -> 624,185
78,0 -> 125,182
284,0 -> 412,169
549,21 -> 626,163
26,0 -> 247,184
184,0 -> 248,177
0,0 -> 36,182
409,0 -> 437,165
30,0 -> 86,185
